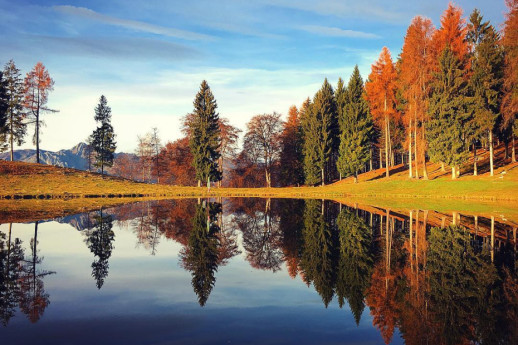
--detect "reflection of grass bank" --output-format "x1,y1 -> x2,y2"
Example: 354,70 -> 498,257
1,160 -> 518,201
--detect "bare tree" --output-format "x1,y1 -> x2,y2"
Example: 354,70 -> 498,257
242,113 -> 283,187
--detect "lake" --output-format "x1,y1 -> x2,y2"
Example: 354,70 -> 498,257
0,198 -> 517,344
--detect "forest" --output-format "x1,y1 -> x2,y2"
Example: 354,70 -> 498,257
1,1 -> 517,189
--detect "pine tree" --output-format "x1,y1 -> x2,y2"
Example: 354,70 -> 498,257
302,79 -> 337,186
0,71 -> 8,152
468,10 -> 504,176
337,66 -> 372,183
426,48 -> 473,179
300,98 -> 320,185
501,0 -> 518,163
91,95 -> 116,177
189,81 -> 221,187
1,60 -> 26,161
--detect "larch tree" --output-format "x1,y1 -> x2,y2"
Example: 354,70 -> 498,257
150,127 -> 163,183
365,47 -> 398,178
501,0 -> 518,163
91,95 -> 116,177
23,62 -> 56,164
399,16 -> 435,179
188,81 -> 221,187
136,133 -> 153,182
242,112 -> 283,188
279,105 -> 304,186
426,48 -> 472,179
468,10 -> 504,176
302,79 -> 337,185
337,66 -> 372,183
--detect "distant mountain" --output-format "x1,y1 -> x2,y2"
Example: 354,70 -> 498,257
0,142 -> 134,171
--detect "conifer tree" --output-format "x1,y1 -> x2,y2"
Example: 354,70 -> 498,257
0,71 -> 8,151
279,105 -> 304,186
23,62 -> 56,164
188,80 -> 221,187
302,79 -> 337,185
91,95 -> 116,177
337,66 -> 372,183
1,60 -> 26,161
501,0 -> 518,163
335,77 -> 348,130
468,10 -> 504,176
426,48 -> 473,179
365,47 -> 398,177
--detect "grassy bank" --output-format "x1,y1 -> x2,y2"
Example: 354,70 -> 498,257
1,160 -> 517,201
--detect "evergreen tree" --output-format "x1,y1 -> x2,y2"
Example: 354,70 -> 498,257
302,79 -> 337,185
1,60 -> 26,161
189,80 -> 221,187
468,10 -> 504,176
85,209 -> 115,289
337,66 -> 372,182
426,48 -> 473,179
91,95 -> 116,177
182,201 -> 221,306
335,208 -> 373,325
0,71 -> 8,152
335,77 -> 348,130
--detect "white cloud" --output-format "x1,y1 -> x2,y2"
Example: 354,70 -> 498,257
53,5 -> 214,41
299,25 -> 380,39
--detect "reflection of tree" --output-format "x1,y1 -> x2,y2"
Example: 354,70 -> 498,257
18,221 -> 55,323
336,209 -> 373,325
85,210 -> 115,289
237,199 -> 284,271
131,202 -> 162,255
0,224 -> 24,326
277,199 -> 304,278
299,199 -> 338,307
181,201 -> 221,306
427,225 -> 498,345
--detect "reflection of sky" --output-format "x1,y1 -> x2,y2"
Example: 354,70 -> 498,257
0,220 -> 401,344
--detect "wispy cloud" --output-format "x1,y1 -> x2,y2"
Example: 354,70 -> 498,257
53,5 -> 214,41
299,25 -> 380,39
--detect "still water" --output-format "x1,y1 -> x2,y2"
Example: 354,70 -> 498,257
0,198 -> 517,344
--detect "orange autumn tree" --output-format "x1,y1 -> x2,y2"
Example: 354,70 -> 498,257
23,62 -> 56,164
365,47 -> 398,177
432,3 -> 471,68
399,16 -> 435,179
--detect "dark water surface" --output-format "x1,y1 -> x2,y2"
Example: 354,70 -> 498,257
0,198 -> 517,344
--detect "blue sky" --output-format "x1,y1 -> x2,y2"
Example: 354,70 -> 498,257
0,0 -> 507,152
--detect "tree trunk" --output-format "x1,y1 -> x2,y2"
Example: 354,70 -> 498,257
198,180 -> 201,187
441,162 -> 445,172
489,130 -> 494,177
456,165 -> 460,178
409,119 -> 413,178
512,133 -> 516,163
451,166 -> 456,180
10,113 -> 14,161
354,171 -> 358,184
321,168 -> 325,186
421,126 -> 428,180
36,112 -> 40,164
379,147 -> 383,170
473,143 -> 477,176
369,147 -> 373,171
385,116 -> 389,177
414,116 -> 418,178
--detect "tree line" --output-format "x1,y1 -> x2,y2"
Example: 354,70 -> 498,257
132,1 -> 516,187
2,1 -> 517,186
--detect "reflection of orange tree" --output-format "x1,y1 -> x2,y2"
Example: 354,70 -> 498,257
0,224 -> 25,326
18,221 -> 55,323
365,210 -> 406,344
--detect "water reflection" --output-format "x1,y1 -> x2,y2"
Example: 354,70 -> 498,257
1,198 -> 518,344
